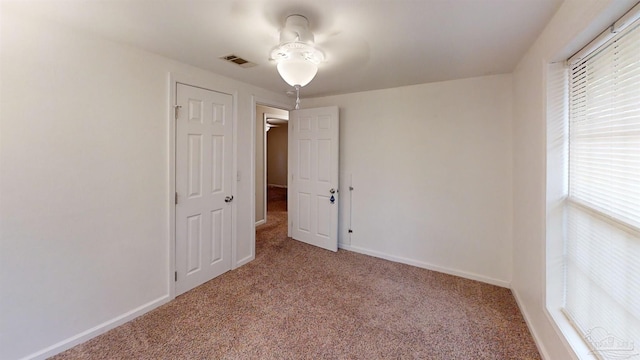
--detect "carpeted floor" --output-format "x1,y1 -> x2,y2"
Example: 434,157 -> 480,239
51,187 -> 540,359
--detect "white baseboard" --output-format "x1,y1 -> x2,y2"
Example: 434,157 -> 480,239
22,294 -> 171,360
338,243 -> 510,288
511,288 -> 553,360
267,184 -> 287,189
255,219 -> 266,226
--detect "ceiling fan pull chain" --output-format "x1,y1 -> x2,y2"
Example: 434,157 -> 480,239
295,85 -> 301,110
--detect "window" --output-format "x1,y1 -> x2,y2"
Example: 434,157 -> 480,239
564,12 -> 640,360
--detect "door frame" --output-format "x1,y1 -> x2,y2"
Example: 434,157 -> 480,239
169,73 -> 238,299
256,112 -> 289,226
251,97 -> 291,240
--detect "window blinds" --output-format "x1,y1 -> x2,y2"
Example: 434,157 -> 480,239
565,16 -> 640,359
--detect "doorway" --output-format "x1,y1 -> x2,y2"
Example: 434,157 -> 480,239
255,105 -> 288,228
253,104 -> 340,254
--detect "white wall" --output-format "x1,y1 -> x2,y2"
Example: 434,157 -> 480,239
0,9 -> 290,360
304,74 -> 514,286
511,0 -> 638,359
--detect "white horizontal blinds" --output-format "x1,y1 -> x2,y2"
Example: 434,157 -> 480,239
564,204 -> 640,357
569,22 -> 640,229
565,16 -> 640,359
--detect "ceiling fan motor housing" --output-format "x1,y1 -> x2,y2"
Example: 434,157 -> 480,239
280,14 -> 315,44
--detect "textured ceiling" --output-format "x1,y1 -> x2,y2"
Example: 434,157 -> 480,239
4,0 -> 563,97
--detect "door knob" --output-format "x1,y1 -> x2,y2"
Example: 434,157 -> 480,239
225,196 -> 234,203
329,188 -> 336,194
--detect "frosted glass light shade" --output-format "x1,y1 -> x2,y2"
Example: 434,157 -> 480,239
271,41 -> 324,88
276,58 -> 318,87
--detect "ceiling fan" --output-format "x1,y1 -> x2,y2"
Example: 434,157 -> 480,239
231,3 -> 369,108
270,15 -> 324,87
269,14 -> 324,109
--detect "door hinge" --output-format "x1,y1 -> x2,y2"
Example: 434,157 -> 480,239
175,271 -> 177,282
174,105 -> 182,120
175,192 -> 178,205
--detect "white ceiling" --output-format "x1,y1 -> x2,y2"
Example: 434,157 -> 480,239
4,0 -> 563,97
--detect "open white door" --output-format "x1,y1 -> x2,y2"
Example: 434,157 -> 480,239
288,106 -> 339,252
175,84 -> 233,296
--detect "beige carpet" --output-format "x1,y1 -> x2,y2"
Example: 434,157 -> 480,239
51,187 -> 540,359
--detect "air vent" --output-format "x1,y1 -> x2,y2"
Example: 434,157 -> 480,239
220,54 -> 257,68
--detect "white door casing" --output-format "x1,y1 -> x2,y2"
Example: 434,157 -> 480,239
288,106 -> 339,252
175,84 -> 233,296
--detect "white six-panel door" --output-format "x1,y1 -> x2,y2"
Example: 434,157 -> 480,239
175,84 -> 233,296
289,106 -> 339,252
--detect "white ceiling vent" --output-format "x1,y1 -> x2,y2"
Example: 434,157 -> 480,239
220,54 -> 257,68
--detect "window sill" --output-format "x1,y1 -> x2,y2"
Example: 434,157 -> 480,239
546,305 -> 596,360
